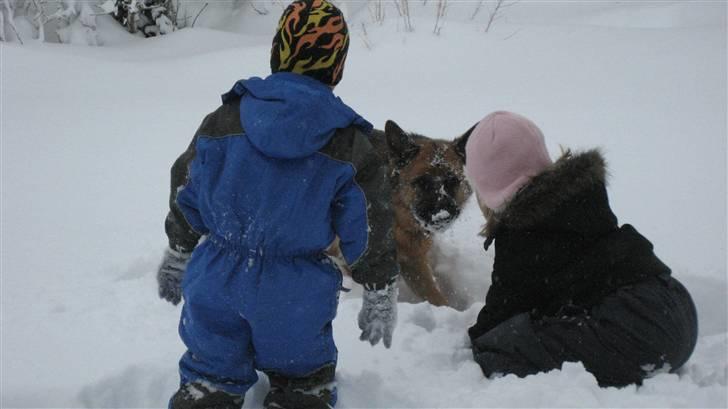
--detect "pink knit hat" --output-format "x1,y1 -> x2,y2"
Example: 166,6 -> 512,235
465,111 -> 552,210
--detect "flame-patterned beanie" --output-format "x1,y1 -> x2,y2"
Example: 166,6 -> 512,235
270,0 -> 350,86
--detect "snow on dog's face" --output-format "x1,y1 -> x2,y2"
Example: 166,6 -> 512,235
409,165 -> 464,232
385,120 -> 474,233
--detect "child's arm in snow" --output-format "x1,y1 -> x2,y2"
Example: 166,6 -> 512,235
331,169 -> 369,268
158,131 -> 204,305
165,136 -> 202,253
325,127 -> 399,348
175,143 -> 209,238
165,100 -> 244,253
321,127 -> 399,290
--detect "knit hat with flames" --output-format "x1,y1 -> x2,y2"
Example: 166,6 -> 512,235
270,0 -> 350,86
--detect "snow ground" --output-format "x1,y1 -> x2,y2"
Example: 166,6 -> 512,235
2,1 -> 727,408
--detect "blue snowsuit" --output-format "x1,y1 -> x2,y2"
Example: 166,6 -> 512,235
175,72 -> 373,396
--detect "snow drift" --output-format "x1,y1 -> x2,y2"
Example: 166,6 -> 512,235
1,1 -> 726,407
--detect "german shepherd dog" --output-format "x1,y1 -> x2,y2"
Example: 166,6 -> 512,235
326,121 -> 474,307
380,120 -> 474,307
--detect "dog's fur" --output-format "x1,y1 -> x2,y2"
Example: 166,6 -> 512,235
325,121 -> 474,306
381,120 -> 474,306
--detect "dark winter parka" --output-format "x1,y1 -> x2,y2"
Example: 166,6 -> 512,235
469,150 -> 698,386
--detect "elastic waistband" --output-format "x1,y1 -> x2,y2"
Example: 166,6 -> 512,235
206,234 -> 325,260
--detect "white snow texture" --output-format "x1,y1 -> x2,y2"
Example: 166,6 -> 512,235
1,1 -> 726,408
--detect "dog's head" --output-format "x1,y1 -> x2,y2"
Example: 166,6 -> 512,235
385,120 -> 475,233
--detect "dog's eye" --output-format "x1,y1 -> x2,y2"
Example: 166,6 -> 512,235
413,177 -> 433,190
445,175 -> 460,189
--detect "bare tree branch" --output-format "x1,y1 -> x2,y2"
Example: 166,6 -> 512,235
360,21 -> 371,50
369,0 -> 385,25
249,1 -> 268,16
484,0 -> 518,33
2,0 -> 24,44
392,0 -> 402,17
400,0 -> 413,32
0,9 -> 5,42
191,2 -> 207,28
502,27 -> 522,40
470,0 -> 484,20
30,0 -> 49,41
433,0 -> 447,35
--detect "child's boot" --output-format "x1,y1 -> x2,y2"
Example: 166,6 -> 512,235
169,382 -> 244,409
263,364 -> 336,409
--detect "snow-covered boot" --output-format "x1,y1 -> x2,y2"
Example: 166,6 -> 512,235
263,364 -> 337,409
169,382 -> 244,409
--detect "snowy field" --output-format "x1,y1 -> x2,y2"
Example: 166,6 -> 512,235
2,1 -> 727,407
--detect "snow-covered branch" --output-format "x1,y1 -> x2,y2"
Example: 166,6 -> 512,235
1,0 -> 24,43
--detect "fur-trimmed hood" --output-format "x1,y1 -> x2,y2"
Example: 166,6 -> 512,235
482,149 -> 610,240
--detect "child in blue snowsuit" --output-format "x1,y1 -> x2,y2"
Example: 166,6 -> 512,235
156,1 -> 399,408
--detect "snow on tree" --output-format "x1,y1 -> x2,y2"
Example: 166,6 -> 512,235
109,0 -> 176,37
0,0 -> 99,44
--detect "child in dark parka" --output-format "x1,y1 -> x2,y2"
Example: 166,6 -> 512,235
156,1 -> 399,408
464,111 -> 698,387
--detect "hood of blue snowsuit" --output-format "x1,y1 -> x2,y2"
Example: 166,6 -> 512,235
225,72 -> 372,159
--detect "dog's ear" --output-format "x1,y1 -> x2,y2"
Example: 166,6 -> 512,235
385,120 -> 420,168
452,123 -> 477,163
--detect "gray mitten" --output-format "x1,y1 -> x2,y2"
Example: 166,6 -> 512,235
157,248 -> 190,305
358,283 -> 398,348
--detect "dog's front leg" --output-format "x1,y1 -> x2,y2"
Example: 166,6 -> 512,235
395,228 -> 449,306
